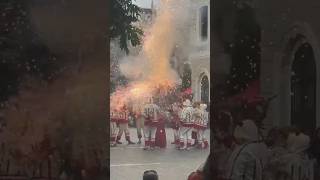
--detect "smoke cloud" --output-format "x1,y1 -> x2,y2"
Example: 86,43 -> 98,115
111,0 -> 192,110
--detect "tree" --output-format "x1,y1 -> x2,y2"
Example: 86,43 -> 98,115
0,0 -> 56,103
109,0 -> 143,54
228,4 -> 261,95
181,64 -> 192,90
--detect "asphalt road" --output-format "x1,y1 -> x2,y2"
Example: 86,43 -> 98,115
110,127 -> 210,180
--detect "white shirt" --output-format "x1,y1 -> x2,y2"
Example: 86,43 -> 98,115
143,103 -> 160,121
180,106 -> 193,124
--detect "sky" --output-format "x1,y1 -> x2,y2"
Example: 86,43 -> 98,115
133,0 -> 160,9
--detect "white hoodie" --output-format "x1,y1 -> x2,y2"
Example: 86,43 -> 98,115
225,120 -> 269,180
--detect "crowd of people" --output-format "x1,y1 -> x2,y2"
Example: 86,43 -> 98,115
188,97 -> 320,180
110,97 -> 209,151
110,92 -> 320,180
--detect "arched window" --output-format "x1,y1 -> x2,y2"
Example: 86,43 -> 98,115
229,5 -> 261,95
201,75 -> 209,105
291,43 -> 316,133
199,6 -> 208,41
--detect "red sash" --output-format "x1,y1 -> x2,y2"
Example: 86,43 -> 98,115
180,121 -> 194,128
193,124 -> 207,130
145,117 -> 159,126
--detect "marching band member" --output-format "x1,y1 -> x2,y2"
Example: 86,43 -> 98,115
110,108 -> 119,147
193,103 -> 209,149
116,105 -> 135,145
179,99 -> 194,150
171,102 -> 181,147
134,104 -> 145,144
199,104 -> 209,149
143,97 -> 161,150
192,102 -> 202,147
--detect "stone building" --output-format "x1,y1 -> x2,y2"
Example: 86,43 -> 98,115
112,1 -> 211,106
170,0 -> 211,105
213,0 -> 320,132
188,0 -> 210,105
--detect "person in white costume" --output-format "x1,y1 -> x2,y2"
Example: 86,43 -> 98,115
110,108 -> 119,147
132,102 -> 145,144
179,99 -> 194,150
143,97 -> 161,150
196,104 -> 209,149
116,105 -> 135,145
171,102 -> 181,147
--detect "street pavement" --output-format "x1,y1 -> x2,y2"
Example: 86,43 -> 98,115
110,127 -> 210,180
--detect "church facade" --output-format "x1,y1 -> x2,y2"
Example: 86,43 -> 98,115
170,0 -> 211,105
188,0 -> 210,105
213,0 -> 320,132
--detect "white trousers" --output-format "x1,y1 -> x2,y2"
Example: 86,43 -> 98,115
174,129 -> 180,142
117,123 -> 130,140
197,129 -> 206,143
179,126 -> 192,148
136,117 -> 145,139
144,125 -> 157,147
110,121 -> 118,143
197,128 -> 209,148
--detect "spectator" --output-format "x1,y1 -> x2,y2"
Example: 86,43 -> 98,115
310,128 -> 320,165
224,120 -> 269,180
143,170 -> 158,180
284,132 -> 312,180
310,127 -> 320,180
263,128 -> 290,180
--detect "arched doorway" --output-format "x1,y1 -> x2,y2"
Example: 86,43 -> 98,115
291,43 -> 316,133
200,75 -> 209,105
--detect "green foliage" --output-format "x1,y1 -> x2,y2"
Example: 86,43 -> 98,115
0,0 -> 56,102
109,0 -> 144,54
181,64 -> 192,90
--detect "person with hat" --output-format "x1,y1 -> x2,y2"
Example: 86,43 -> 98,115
116,105 -> 135,145
191,102 -> 201,147
196,103 -> 209,149
170,102 -> 181,147
110,108 -> 119,147
179,99 -> 194,150
133,102 -> 145,145
143,97 -> 161,150
224,120 -> 269,180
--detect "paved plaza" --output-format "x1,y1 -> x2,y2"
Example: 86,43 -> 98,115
110,127 -> 210,180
